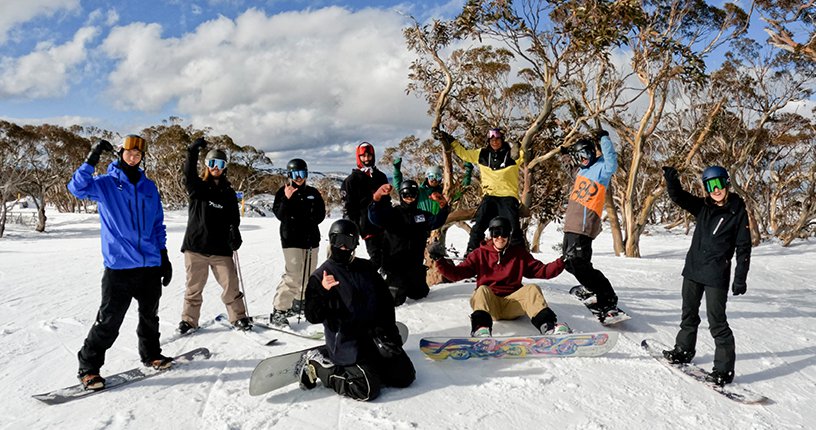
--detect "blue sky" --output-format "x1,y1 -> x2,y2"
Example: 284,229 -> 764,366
0,0 -> 461,171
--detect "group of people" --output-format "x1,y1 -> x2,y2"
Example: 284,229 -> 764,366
66,126 -> 751,398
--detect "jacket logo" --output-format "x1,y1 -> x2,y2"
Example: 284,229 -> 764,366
208,201 -> 224,209
414,214 -> 426,223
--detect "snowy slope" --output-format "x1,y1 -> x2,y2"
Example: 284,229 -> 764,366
0,211 -> 813,429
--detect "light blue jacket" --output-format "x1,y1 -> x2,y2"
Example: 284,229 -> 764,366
68,161 -> 166,269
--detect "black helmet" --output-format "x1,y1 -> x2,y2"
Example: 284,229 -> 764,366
488,216 -> 512,238
399,180 -> 419,199
287,158 -> 307,171
329,219 -> 359,250
570,139 -> 598,167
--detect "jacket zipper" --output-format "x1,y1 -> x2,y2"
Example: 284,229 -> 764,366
712,217 -> 724,236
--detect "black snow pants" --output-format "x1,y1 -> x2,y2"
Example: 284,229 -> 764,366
562,232 -> 617,307
315,351 -> 416,401
466,195 -> 523,255
674,277 -> 735,373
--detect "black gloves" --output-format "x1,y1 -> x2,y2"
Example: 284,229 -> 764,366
662,166 -> 679,182
432,127 -> 454,148
427,240 -> 447,261
189,137 -> 207,152
393,157 -> 402,170
372,326 -> 405,358
160,249 -> 173,286
85,139 -> 113,167
594,128 -> 609,139
732,281 -> 747,296
229,225 -> 242,251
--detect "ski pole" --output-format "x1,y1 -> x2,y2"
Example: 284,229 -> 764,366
296,247 -> 311,324
233,251 -> 250,317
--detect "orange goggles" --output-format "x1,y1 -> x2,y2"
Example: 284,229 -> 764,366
122,135 -> 147,152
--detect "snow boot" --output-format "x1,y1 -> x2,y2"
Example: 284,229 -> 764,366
177,320 -> 195,335
295,348 -> 334,390
705,369 -> 735,386
662,346 -> 695,364
78,373 -> 105,391
143,355 -> 174,370
269,310 -> 290,327
234,317 -> 252,331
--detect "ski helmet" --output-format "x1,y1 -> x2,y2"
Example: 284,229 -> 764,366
120,134 -> 147,153
488,216 -> 512,238
204,149 -> 228,170
328,219 -> 359,250
701,165 -> 730,193
487,128 -> 504,141
287,158 -> 308,180
425,165 -> 443,182
399,180 -> 419,199
356,142 -> 375,169
571,138 -> 598,167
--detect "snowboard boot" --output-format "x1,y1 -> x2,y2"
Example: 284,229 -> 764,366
472,327 -> 492,337
543,323 -> 573,335
470,310 -> 493,337
705,369 -> 735,386
296,348 -> 334,390
532,308 -> 558,334
270,310 -> 290,327
177,320 -> 195,335
290,299 -> 304,315
662,346 -> 695,364
78,373 -> 105,391
234,317 -> 252,331
143,355 -> 174,370
569,285 -> 595,302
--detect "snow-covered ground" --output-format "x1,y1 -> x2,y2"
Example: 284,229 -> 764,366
1,209 -> 813,429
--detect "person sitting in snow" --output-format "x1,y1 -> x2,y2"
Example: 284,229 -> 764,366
67,135 -> 173,390
428,216 -> 569,337
298,219 -> 415,401
368,180 -> 449,306
661,165 -> 751,386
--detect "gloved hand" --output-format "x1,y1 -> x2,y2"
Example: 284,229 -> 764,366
732,281 -> 747,296
189,137 -> 207,152
562,241 -> 581,264
373,184 -> 392,202
427,240 -> 447,261
393,157 -> 401,170
432,127 -> 454,148
160,249 -> 173,286
85,139 -> 113,167
372,326 -> 405,358
662,166 -> 679,182
462,162 -> 474,186
429,192 -> 447,208
229,225 -> 242,251
594,128 -> 609,139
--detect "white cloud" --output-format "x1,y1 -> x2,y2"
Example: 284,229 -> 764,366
100,7 -> 430,167
0,0 -> 80,45
0,114 -> 98,128
0,26 -> 98,99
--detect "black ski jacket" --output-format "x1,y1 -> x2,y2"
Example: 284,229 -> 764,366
180,148 -> 240,257
272,184 -> 325,249
304,257 -> 398,366
666,176 -> 751,289
341,168 -> 388,238
367,200 -> 449,273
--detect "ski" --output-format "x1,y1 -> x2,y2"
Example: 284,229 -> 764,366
420,331 -> 617,361
214,314 -> 278,346
249,314 -> 324,340
249,322 -> 409,396
569,285 -> 631,326
641,338 -> 770,405
32,347 -> 211,405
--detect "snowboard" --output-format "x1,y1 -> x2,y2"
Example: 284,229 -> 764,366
249,321 -> 409,396
214,314 -> 278,346
569,285 -> 631,326
420,331 -> 618,361
250,313 -> 324,340
32,347 -> 211,405
641,339 -> 770,405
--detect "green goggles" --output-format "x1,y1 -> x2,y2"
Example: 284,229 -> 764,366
704,177 -> 728,193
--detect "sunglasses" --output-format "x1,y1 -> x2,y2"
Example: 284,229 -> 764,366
122,135 -> 146,152
488,129 -> 503,139
489,227 -> 510,238
289,170 -> 308,180
704,177 -> 728,193
207,159 -> 227,169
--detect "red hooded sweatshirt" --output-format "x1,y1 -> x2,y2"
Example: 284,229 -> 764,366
435,239 -> 565,296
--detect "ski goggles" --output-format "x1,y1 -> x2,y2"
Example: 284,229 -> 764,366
206,158 -> 227,170
400,189 -> 418,199
704,177 -> 728,193
331,233 -> 358,250
122,135 -> 146,152
488,128 -> 503,139
426,173 -> 442,182
288,170 -> 308,180
489,226 -> 511,238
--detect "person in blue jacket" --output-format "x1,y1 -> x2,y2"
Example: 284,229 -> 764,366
67,135 -> 174,391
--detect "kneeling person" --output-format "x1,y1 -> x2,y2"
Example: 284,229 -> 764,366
299,220 -> 415,401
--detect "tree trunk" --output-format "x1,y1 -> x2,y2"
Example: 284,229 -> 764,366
530,220 -> 547,253
605,186 -> 624,256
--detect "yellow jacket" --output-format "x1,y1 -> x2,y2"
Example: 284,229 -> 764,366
452,140 -> 522,200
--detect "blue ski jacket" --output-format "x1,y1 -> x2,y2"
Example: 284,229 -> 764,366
67,161 -> 167,269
